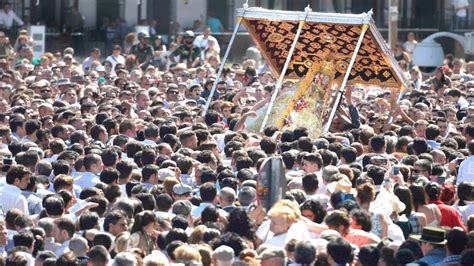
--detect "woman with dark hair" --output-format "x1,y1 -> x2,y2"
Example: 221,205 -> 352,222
356,183 -> 388,238
300,198 -> 327,224
394,186 -> 426,235
409,183 -> 441,227
201,79 -> 218,100
346,208 -> 381,247
226,208 -> 255,248
57,190 -> 75,214
30,227 -> 46,257
129,210 -> 158,255
393,43 -> 410,62
424,182 -> 466,230
201,205 -> 219,224
429,66 -> 452,92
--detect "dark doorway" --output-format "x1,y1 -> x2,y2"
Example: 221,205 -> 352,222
97,0 -> 120,29
207,0 -> 228,30
352,0 -> 374,13
414,0 -> 441,28
147,0 -> 171,34
30,0 -> 57,28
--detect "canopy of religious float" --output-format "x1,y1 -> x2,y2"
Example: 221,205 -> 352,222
203,4 -> 409,138
238,7 -> 406,87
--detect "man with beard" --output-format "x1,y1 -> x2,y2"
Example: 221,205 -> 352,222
170,30 -> 201,68
130,32 -> 154,69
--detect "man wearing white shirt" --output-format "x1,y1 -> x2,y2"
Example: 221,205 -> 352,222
106,45 -> 126,73
12,230 -> 36,254
141,165 -> 160,190
457,141 -> 474,185
451,0 -> 469,30
303,172 -> 329,209
301,153 -> 326,194
193,26 -> 220,55
74,154 -> 102,191
103,211 -> 129,237
447,88 -> 469,111
154,193 -> 175,221
0,3 -> 23,37
0,126 -> 12,156
191,182 -> 227,218
141,125 -> 159,147
116,160 -> 133,199
0,165 -> 30,215
9,118 -> 27,143
53,217 -> 75,256
38,218 -> 61,254
90,125 -> 108,149
45,138 -> 66,163
82,48 -> 101,73
190,67 -> 207,86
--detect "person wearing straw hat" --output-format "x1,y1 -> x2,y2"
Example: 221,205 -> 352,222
433,228 -> 468,266
410,227 -> 447,264
326,176 -> 357,196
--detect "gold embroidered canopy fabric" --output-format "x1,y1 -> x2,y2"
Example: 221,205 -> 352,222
243,18 -> 402,88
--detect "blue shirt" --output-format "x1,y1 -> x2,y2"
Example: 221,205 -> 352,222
419,248 -> 446,265
201,88 -> 220,101
207,17 -> 223,33
433,255 -> 461,266
427,140 -> 441,150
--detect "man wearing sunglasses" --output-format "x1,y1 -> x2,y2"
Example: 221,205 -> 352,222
170,30 -> 201,68
166,86 -> 180,104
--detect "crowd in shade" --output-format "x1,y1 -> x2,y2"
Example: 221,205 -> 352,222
0,21 -> 473,266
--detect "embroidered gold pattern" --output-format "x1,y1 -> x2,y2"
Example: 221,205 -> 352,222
243,19 -> 400,87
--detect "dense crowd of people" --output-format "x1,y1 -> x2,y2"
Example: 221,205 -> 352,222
0,19 -> 473,266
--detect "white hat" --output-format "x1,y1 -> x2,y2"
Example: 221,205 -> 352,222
158,168 -> 175,181
96,65 -> 106,72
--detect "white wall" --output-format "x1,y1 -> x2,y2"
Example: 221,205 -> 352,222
78,0 -> 97,28
176,0 -> 207,30
140,0 -> 147,21
124,0 -> 139,25
233,0 -> 258,28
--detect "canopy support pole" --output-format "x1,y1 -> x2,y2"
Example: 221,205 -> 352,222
202,4 -> 248,116
323,23 -> 369,133
259,7 -> 311,132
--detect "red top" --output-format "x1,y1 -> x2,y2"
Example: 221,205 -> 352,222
429,200 -> 466,231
